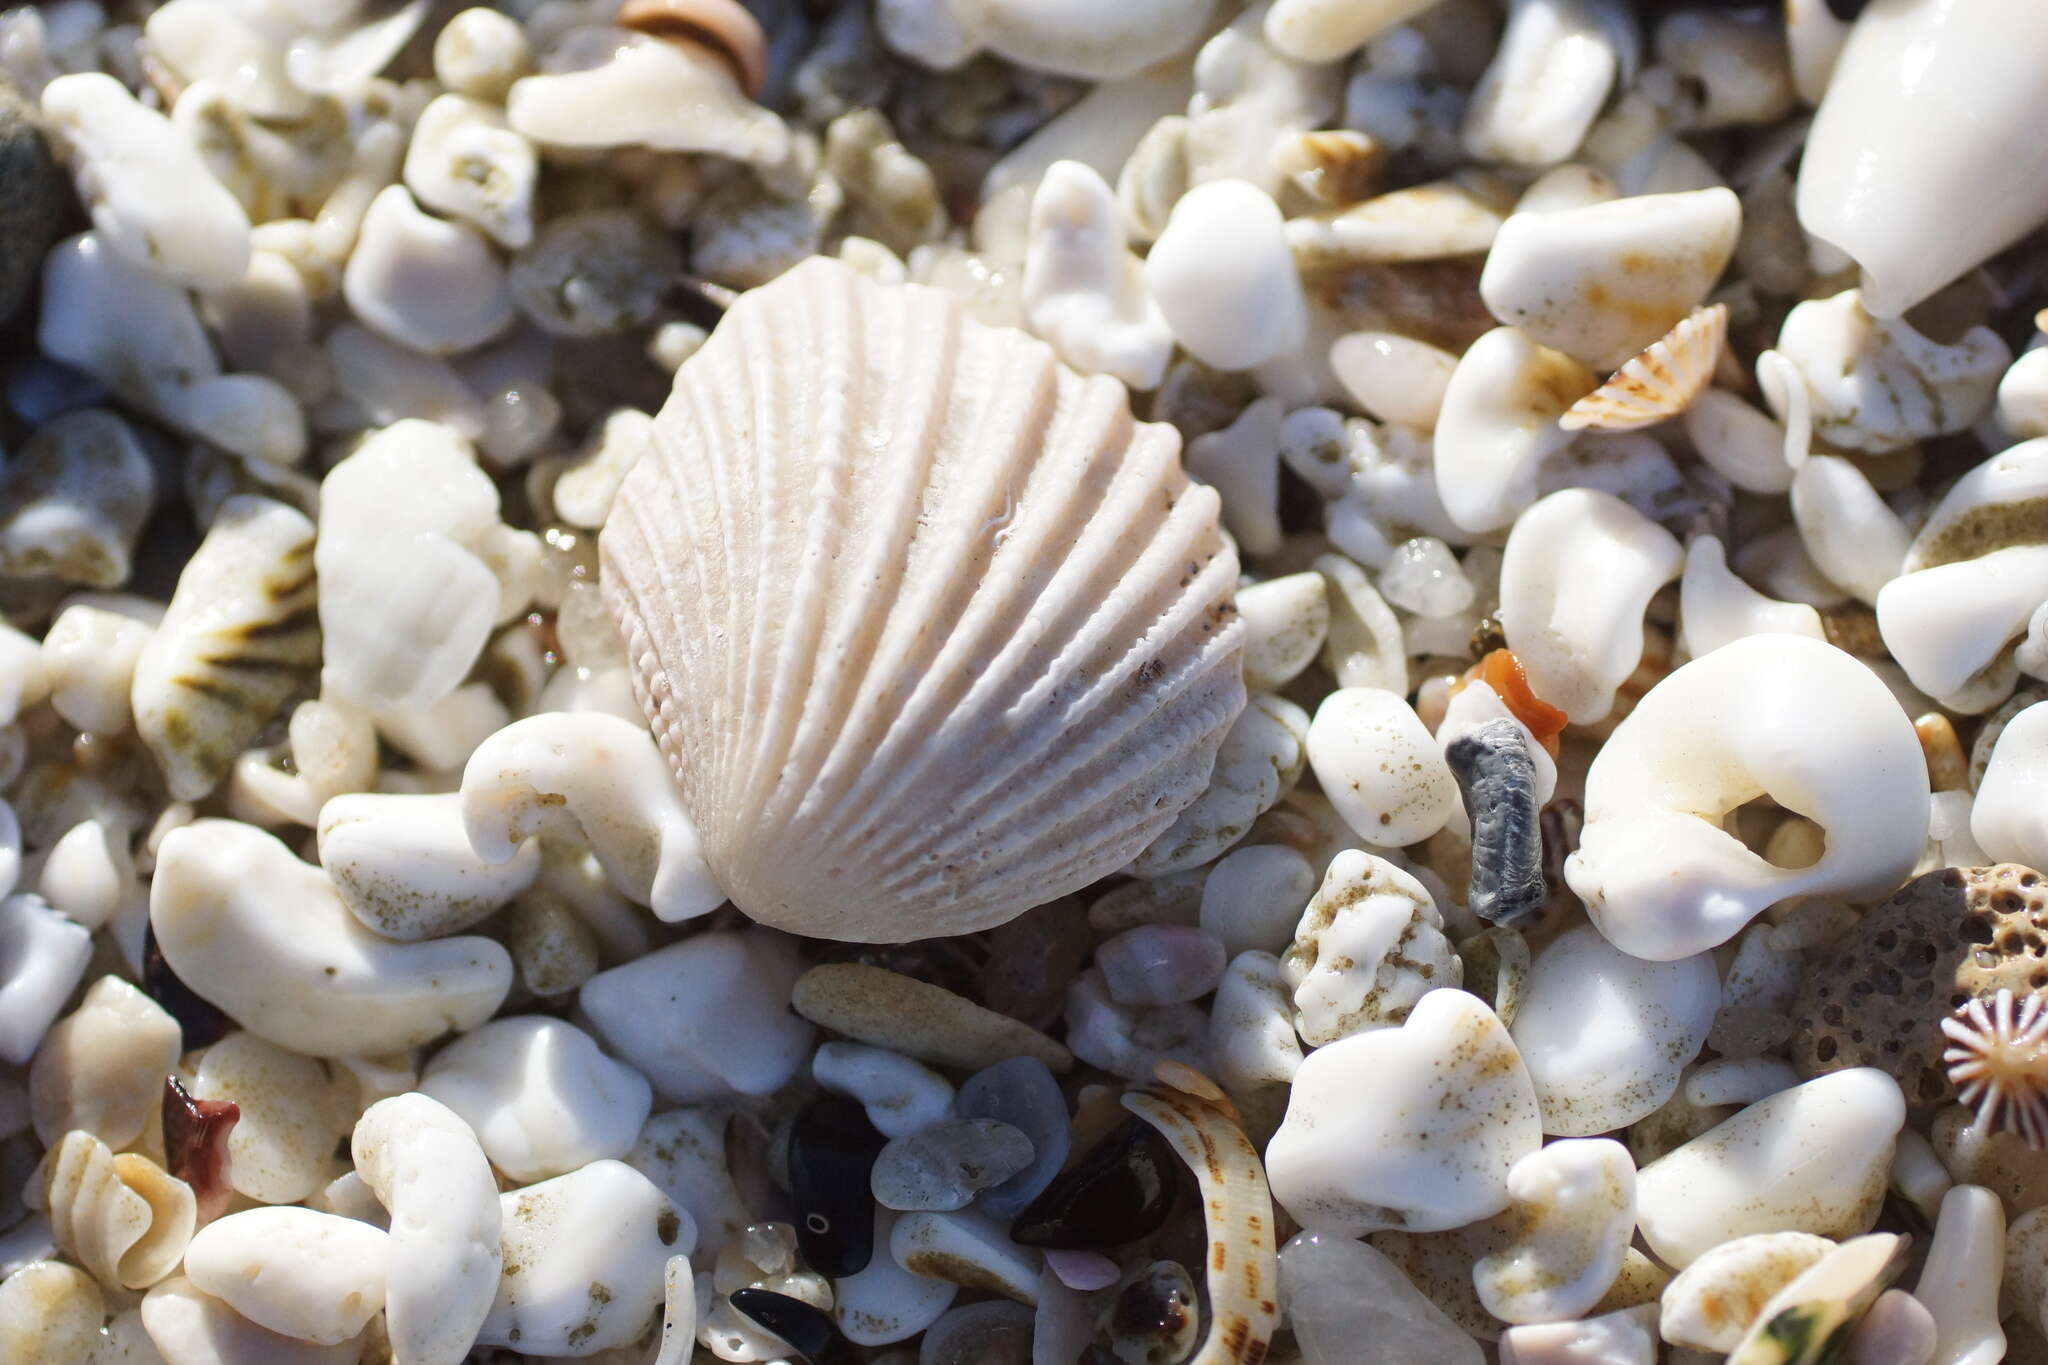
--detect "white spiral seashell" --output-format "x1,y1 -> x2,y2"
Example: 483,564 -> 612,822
37,1130 -> 196,1290
602,257 -> 1246,942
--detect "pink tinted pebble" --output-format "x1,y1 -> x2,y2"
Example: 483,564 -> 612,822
1045,1248 -> 1122,1292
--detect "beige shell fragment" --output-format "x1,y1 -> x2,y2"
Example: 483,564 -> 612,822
1561,304 -> 1728,432
36,1130 -> 197,1290
602,257 -> 1246,942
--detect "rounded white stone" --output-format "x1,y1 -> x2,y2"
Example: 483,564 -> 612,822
342,185 -> 514,356
1145,180 -> 1307,372
1972,701 -> 2048,867
1307,687 -> 1458,847
1476,1138 -> 1638,1324
318,791 -> 540,941
814,1042 -> 955,1139
184,1207 -> 388,1346
1198,843 -> 1317,959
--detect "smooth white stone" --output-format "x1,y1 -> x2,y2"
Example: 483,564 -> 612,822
1683,387 -> 1795,494
1307,687 -> 1457,847
351,1094 -> 502,1365
1330,331 -> 1459,430
1511,925 -> 1718,1137
1635,1069 -> 1905,1268
1912,1185 -> 2005,1365
580,932 -> 814,1103
1847,1288 -> 1939,1365
1477,1138 -> 1637,1323
1185,397 -> 1284,556
1279,1230 -> 1485,1365
343,185 -> 514,355
1565,634 -> 1928,961
1283,850 -> 1459,1046
0,894 -> 91,1067
813,1041 -> 955,1139
1789,454 -> 1913,610
460,711 -> 721,923
1432,325 -> 1594,533
1263,0 -> 1439,62
877,0 -> 980,68
1145,180 -> 1307,372
1498,488 -> 1681,725
1463,0 -> 1627,168
1683,1057 -> 1799,1110
1208,949 -> 1304,1096
1678,535 -> 1824,657
318,791 -> 539,940
1021,160 -> 1171,391
1501,1304 -> 1657,1365
1998,347 -> 2048,441
506,31 -> 788,164
140,1278 -> 361,1365
404,93 -> 537,250
1238,572 -> 1329,694
184,1208 -> 388,1346
28,974 -> 177,1151
1659,1231 -> 1835,1353
420,1016 -> 652,1183
1973,702 -> 2048,868
34,817 -> 131,932
150,819 -> 511,1058
40,599 -> 159,736
41,73 -> 251,289
1479,188 -> 1741,370
1199,844 -> 1316,959
834,1208 -> 957,1344
326,323 -> 489,441
947,0 -> 1212,79
1095,924 -> 1227,1006
1268,988 -> 1540,1236
190,1032 -> 350,1206
1775,291 -> 2008,454
889,1209 -> 1041,1303
433,7 -> 532,100
477,1159 -> 686,1355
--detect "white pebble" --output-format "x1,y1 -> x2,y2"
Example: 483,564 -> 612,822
889,1209 -> 1041,1303
1476,1138 -> 1637,1324
1974,701 -> 2048,867
1094,924 -> 1227,1006
0,894 -> 92,1066
1022,160 -> 1172,391
343,185 -> 514,356
1145,180 -> 1307,372
835,1208 -> 958,1344
1198,843 -> 1316,958
1307,687 -> 1458,847
1912,1185 -> 2006,1365
318,791 -> 539,941
1237,572 -> 1329,691
184,1207 -> 389,1346
814,1041 -> 955,1139
403,94 -> 538,250
1184,397 -> 1284,557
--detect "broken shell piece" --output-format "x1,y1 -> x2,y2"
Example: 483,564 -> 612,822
130,495 -> 320,802
1497,488 -> 1681,725
184,1206 -> 388,1345
1475,1138 -> 1637,1324
460,711 -> 723,922
1146,179 -> 1308,372
1022,160 -> 1172,391
39,599 -> 158,737
1128,692 -> 1308,878
1560,304 -> 1725,432
40,73 -> 251,290
1565,634 -> 1928,961
1725,1233 -> 1908,1365
342,185 -> 514,356
1433,325 -> 1595,533
507,30 -> 789,165
0,408 -> 154,588
1773,291 -> 2008,454
618,0 -> 771,97
351,1093 -> 501,1365
150,819 -> 512,1058
1479,188 -> 1741,371
1289,181 -> 1501,268
1282,849 -> 1461,1045
402,94 -> 538,251
1660,1232 -> 1837,1354
602,258 -> 1244,940
37,1130 -> 195,1290
1510,925 -> 1718,1136
1796,0 -> 2048,318
1445,718 -> 1545,928
1462,0 -> 1631,168
318,792 -> 540,940
891,1208 -> 1042,1302
1635,1070 -> 1904,1268
1267,988 -> 1541,1236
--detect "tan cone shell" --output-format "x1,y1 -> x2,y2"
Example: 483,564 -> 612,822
601,258 -> 1246,941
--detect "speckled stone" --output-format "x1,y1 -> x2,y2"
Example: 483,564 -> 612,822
0,76 -> 67,323
1790,865 -> 2048,1104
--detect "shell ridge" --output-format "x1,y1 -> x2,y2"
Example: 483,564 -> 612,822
767,279 -> 967,834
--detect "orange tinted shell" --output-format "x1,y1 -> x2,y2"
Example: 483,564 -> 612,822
1473,649 -> 1568,752
617,0 -> 769,97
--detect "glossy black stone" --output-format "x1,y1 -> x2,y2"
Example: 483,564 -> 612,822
728,1288 -> 859,1365
1446,717 -> 1545,929
1009,1117 -> 1179,1250
786,1096 -> 888,1277
142,925 -> 236,1050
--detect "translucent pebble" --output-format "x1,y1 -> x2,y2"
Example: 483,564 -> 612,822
955,1058 -> 1071,1219
870,1119 -> 1035,1212
1378,536 -> 1475,618
917,1300 -> 1034,1365
1280,1231 -> 1485,1365
1094,924 -> 1228,1006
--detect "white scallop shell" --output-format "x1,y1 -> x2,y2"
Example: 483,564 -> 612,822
1559,304 -> 1728,433
602,257 -> 1246,942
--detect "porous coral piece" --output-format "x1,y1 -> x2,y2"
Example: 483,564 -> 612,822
1790,865 -> 2048,1105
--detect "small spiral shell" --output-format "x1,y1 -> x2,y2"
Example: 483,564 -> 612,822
38,1130 -> 197,1290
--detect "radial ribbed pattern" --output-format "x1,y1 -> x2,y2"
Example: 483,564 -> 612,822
602,258 -> 1245,941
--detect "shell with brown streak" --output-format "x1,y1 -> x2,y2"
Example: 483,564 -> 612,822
1560,304 -> 1728,432
601,257 -> 1246,942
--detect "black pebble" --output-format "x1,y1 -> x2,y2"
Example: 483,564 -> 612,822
728,1288 -> 859,1365
1445,717 -> 1546,929
142,925 -> 237,1051
786,1096 -> 888,1278
1010,1117 -> 1179,1250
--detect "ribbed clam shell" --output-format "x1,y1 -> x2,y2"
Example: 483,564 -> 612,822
1559,304 -> 1727,432
602,257 -> 1246,942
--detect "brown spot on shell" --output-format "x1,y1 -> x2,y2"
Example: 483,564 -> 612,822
616,0 -> 768,96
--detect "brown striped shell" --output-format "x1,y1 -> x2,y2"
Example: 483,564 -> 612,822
601,258 -> 1246,942
617,0 -> 768,96
1559,303 -> 1728,432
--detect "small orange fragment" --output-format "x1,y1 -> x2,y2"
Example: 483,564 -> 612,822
1478,649 -> 1568,750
